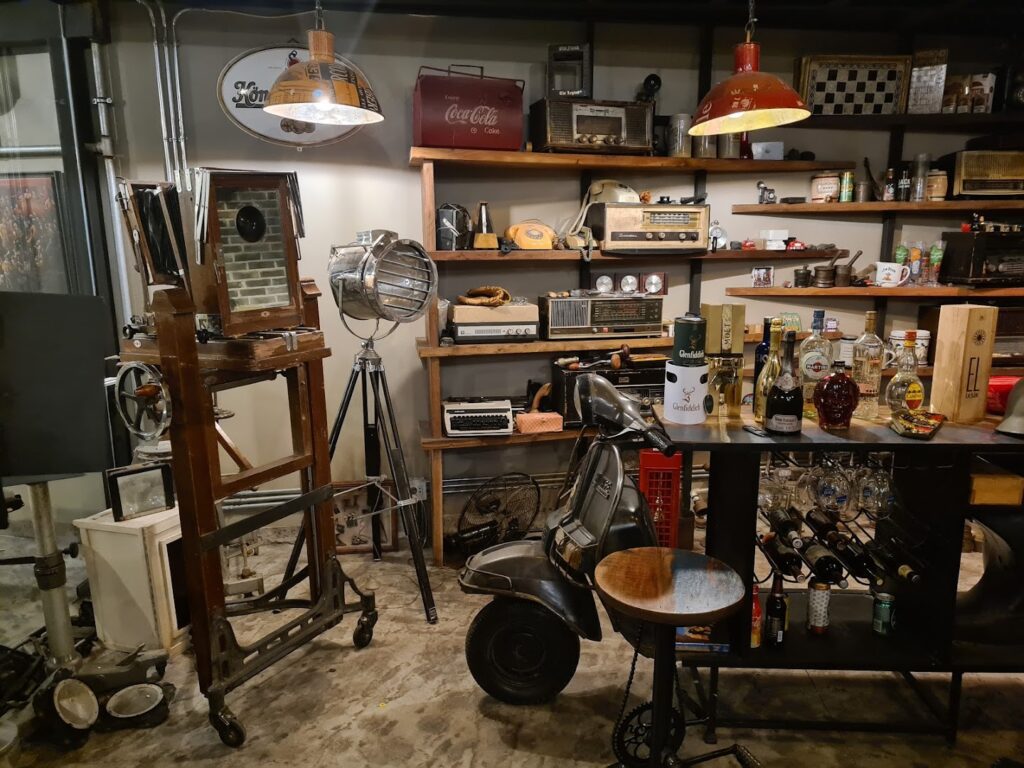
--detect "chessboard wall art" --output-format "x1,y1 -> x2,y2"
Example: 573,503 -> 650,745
796,55 -> 912,116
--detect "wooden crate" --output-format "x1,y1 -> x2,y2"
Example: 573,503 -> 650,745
970,458 -> 1024,506
929,304 -> 998,424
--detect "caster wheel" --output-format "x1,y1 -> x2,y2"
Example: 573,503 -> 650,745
353,621 -> 373,649
210,709 -> 246,748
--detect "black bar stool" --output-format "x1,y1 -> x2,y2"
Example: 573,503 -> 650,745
595,546 -> 759,767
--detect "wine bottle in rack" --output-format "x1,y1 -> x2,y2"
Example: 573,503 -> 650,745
869,538 -> 923,585
802,543 -> 850,588
763,507 -> 805,550
760,533 -> 806,580
803,508 -> 849,551
832,536 -> 886,587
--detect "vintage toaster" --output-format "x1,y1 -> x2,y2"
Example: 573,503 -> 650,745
529,98 -> 653,154
585,203 -> 710,254
539,294 -> 664,340
939,231 -> 1024,285
551,358 -> 666,427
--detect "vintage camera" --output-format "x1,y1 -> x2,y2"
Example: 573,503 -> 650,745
757,181 -> 778,205
529,98 -> 653,154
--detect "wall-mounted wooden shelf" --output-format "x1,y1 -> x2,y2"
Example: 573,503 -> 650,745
789,112 -> 1024,134
726,286 -> 1024,299
410,146 -> 855,174
732,200 -> 1024,217
429,248 -> 846,264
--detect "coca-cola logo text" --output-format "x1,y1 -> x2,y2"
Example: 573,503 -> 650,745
444,104 -> 499,126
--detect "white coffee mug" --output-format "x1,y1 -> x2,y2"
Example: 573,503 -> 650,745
875,261 -> 911,287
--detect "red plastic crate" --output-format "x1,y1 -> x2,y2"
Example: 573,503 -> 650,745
638,448 -> 683,548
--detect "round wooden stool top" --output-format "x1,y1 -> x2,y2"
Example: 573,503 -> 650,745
594,547 -> 745,626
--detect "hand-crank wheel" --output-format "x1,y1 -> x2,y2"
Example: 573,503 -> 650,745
114,363 -> 172,441
612,701 -> 686,768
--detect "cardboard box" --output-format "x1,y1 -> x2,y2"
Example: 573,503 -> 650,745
930,304 -> 998,423
701,303 -> 746,355
970,458 -> 1024,506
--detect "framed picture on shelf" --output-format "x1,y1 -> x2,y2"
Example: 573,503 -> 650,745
751,266 -> 775,288
0,172 -> 70,293
333,480 -> 399,555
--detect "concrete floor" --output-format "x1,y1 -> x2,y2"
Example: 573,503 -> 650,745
4,531 -> 1024,768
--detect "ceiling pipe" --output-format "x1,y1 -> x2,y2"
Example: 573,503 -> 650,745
136,0 -> 174,182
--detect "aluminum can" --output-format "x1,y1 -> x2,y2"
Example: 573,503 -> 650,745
672,315 -> 706,367
873,592 -> 895,636
839,171 -> 855,203
807,578 -> 831,634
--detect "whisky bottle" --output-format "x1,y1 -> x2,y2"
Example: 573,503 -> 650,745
754,318 -> 783,424
765,331 -> 802,435
763,573 -> 787,647
852,310 -> 884,420
799,309 -> 834,418
764,506 -> 805,550
802,543 -> 849,588
760,533 -> 805,580
884,330 -> 925,414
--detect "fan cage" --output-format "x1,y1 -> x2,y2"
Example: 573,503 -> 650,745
374,243 -> 435,321
638,449 -> 683,548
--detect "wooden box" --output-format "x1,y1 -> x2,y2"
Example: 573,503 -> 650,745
970,458 -> 1024,506
701,303 -> 746,355
930,304 -> 998,424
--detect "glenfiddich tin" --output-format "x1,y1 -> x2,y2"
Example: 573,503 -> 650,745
672,315 -> 706,366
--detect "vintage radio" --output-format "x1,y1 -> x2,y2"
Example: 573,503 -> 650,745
448,302 -> 539,344
585,203 -> 710,254
939,231 -> 1024,285
529,98 -> 653,154
443,399 -> 514,436
953,151 -> 1024,196
551,359 -> 666,428
539,294 -> 664,340
413,65 -> 524,151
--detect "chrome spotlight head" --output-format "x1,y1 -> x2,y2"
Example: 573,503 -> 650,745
328,230 -> 436,323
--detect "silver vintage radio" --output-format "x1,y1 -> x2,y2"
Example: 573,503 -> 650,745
585,203 -> 710,254
953,151 -> 1024,196
529,98 -> 653,154
539,294 -> 663,340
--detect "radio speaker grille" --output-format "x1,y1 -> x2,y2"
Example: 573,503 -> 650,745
550,298 -> 589,328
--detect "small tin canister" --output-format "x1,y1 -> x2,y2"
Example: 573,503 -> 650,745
839,171 -> 855,203
667,114 -> 693,158
672,315 -> 706,366
873,593 -> 896,636
794,265 -> 812,287
810,171 -> 841,203
807,579 -> 831,634
854,181 -> 873,202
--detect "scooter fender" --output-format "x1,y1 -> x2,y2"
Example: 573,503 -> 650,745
458,539 -> 602,641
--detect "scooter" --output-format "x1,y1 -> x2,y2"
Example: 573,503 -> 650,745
459,374 -> 675,705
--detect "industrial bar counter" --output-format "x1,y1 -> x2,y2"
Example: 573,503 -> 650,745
652,405 -> 1024,743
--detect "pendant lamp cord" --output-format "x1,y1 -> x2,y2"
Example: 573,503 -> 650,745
745,0 -> 757,42
314,0 -> 324,30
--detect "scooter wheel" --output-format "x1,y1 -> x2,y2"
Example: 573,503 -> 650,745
465,598 -> 580,705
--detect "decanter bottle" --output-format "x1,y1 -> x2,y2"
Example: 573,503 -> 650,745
884,330 -> 925,414
813,361 -> 860,431
852,310 -> 884,420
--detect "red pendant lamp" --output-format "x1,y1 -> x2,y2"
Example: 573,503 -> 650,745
689,1 -> 809,136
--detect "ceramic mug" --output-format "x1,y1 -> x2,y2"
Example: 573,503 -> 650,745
875,261 -> 911,287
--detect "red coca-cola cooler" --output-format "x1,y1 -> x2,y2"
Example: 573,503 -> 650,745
413,65 -> 524,151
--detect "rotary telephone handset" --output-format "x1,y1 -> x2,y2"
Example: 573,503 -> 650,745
565,180 -> 640,237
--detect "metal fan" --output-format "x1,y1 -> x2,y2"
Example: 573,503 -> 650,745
458,473 -> 541,548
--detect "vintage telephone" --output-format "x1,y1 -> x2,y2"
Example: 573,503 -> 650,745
564,179 -> 640,244
505,220 -> 557,250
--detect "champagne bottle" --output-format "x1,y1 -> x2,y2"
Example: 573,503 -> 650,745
765,331 -> 803,435
803,543 -> 849,588
760,533 -> 805,580
804,508 -> 849,551
764,507 -> 804,550
763,572 -> 787,647
754,318 -> 783,424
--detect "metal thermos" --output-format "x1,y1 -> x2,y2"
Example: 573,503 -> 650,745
672,315 -> 706,366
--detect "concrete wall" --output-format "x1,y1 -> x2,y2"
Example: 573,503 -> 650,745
104,6 -> 999,493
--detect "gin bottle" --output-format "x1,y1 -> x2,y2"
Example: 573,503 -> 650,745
851,310 -> 884,420
799,309 -> 833,418
884,330 -> 925,414
754,318 -> 783,424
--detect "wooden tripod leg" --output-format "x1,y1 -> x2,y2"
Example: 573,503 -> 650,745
153,289 -> 224,695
